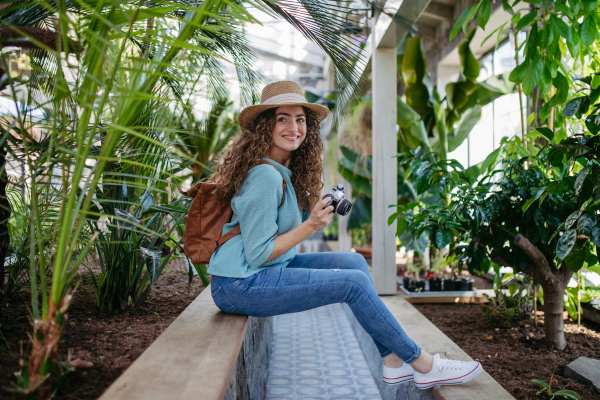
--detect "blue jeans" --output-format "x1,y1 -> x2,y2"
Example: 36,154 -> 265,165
210,252 -> 422,364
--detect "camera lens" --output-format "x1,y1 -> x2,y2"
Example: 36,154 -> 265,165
337,199 -> 352,216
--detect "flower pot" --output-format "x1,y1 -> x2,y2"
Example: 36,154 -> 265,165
403,278 -> 411,288
416,280 -> 425,291
428,277 -> 442,292
443,279 -> 457,291
457,278 -> 473,291
355,247 -> 372,258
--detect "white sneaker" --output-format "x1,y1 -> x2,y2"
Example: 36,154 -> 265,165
413,354 -> 482,390
383,362 -> 414,385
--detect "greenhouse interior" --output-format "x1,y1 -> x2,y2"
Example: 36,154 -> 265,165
0,0 -> 599,399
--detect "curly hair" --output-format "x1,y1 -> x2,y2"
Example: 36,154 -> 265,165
214,106 -> 324,212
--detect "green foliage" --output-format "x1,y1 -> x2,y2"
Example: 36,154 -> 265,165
480,275 -> 534,328
532,375 -> 581,400
80,179 -> 189,312
452,0 -> 600,124
398,34 -> 514,161
1,0 -> 377,391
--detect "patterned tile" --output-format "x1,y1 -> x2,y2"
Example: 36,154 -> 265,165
267,304 -> 382,400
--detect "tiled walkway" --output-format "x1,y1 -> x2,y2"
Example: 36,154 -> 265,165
266,304 -> 382,400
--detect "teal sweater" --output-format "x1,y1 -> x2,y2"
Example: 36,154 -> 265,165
207,158 -> 308,278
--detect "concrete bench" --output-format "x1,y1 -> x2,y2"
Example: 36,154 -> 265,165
344,294 -> 515,400
98,284 -> 272,400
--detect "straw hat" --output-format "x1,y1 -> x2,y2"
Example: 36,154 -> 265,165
238,81 -> 329,130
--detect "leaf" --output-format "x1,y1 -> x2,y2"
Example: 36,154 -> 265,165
501,272 -> 515,285
397,97 -> 421,128
565,211 -> 583,229
522,55 -> 544,95
588,263 -> 600,275
552,390 -> 581,400
501,0 -> 514,15
482,146 -> 503,173
565,246 -> 585,272
509,60 -> 529,83
591,225 -> 600,247
553,127 -> 567,144
535,127 -> 554,141
550,14 -> 570,39
576,213 -> 594,236
448,108 -> 482,152
522,197 -> 536,213
564,291 -> 577,320
435,229 -> 452,249
450,5 -> 474,41
556,229 -> 577,260
531,379 -> 550,390
193,264 -> 210,287
554,143 -> 591,156
477,0 -> 491,29
516,10 -> 538,31
563,97 -> 584,117
458,29 -> 480,81
580,15 -> 597,47
575,165 -> 591,194
592,74 -> 600,90
508,283 -> 519,295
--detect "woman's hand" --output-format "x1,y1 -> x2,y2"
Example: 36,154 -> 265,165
307,197 -> 334,233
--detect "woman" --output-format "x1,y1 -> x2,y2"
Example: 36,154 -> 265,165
208,81 -> 482,389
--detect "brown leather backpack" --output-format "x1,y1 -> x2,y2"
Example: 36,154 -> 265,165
179,160 -> 286,265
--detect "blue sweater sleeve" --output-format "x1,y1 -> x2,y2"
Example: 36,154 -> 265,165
232,165 -> 284,269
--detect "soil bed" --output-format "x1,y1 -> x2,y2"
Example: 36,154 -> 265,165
0,259 -> 206,400
414,302 -> 600,400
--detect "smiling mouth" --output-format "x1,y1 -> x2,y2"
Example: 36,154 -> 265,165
282,135 -> 300,142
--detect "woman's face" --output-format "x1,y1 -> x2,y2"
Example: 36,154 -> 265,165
270,105 -> 307,155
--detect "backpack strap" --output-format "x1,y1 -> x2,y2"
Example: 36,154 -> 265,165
216,161 -> 286,248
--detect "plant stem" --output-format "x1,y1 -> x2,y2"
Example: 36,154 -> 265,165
513,27 -> 525,143
534,282 -> 538,329
577,270 -> 581,331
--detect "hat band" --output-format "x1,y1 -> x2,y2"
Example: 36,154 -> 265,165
261,93 -> 307,105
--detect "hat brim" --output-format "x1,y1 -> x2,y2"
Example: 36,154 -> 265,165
238,102 -> 329,131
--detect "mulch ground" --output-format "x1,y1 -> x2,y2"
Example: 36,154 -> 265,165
414,301 -> 600,400
0,258 -> 206,400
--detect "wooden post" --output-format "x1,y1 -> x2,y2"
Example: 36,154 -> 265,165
371,22 -> 398,295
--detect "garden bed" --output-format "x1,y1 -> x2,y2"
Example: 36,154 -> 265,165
0,259 -> 206,400
413,302 -> 600,400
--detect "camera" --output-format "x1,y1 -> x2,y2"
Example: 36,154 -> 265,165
323,184 -> 352,216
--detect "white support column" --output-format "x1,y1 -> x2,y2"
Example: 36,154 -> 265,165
371,22 -> 398,295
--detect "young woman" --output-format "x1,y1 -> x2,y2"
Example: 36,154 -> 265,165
208,81 -> 482,389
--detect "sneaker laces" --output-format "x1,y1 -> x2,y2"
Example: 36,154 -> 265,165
436,356 -> 466,371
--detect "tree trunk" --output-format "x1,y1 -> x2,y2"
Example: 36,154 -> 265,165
0,145 -> 10,324
513,234 -> 572,350
539,278 -> 569,350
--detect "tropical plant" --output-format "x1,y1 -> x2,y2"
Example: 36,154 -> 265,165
394,134 -> 575,349
174,96 -> 240,182
0,0 -> 380,395
398,31 -> 515,163
481,274 -> 534,328
451,0 -> 598,131
532,373 -> 581,400
80,179 -> 193,312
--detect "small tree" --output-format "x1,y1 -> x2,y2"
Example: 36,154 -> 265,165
396,128 -> 600,349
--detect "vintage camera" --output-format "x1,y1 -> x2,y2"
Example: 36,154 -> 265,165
323,184 -> 352,216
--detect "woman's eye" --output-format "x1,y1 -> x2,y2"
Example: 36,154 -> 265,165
297,118 -> 305,123
278,117 -> 287,122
